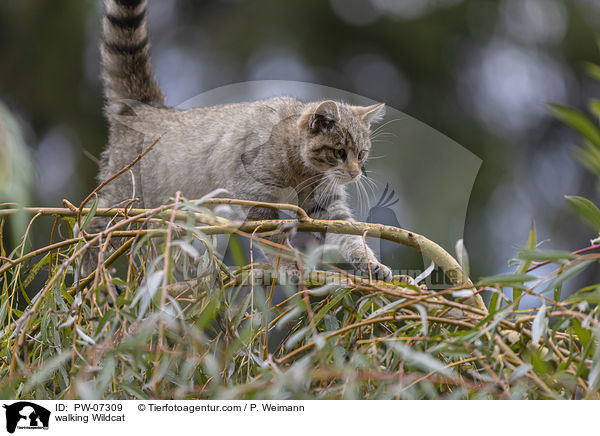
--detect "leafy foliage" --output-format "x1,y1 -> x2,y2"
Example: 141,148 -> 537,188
1,37 -> 600,402
0,198 -> 598,400
0,102 -> 33,242
549,39 -> 600,191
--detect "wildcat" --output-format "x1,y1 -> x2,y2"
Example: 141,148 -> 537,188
93,0 -> 392,281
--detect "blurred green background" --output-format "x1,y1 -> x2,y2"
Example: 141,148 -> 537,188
0,0 -> 598,287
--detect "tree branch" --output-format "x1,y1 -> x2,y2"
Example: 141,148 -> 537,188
0,202 -> 486,312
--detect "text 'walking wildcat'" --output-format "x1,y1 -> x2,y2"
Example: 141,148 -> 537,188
93,0 -> 393,281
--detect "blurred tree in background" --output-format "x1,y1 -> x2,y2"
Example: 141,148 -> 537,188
0,0 -> 598,288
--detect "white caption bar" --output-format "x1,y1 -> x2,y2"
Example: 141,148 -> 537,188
0,400 -> 594,435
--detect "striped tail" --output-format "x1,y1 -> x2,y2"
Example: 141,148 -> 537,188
101,0 -> 165,108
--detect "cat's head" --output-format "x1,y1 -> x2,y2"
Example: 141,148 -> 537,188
298,100 -> 385,183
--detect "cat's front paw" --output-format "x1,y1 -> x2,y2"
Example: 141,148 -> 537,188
370,261 -> 393,282
274,259 -> 302,286
351,257 -> 393,282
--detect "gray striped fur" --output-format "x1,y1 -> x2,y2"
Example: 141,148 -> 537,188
94,0 -> 392,280
101,0 -> 164,109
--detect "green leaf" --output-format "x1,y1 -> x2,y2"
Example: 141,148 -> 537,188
0,299 -> 8,325
517,248 -> 574,263
565,285 -> 600,304
530,347 -> 552,375
285,326 -> 310,349
227,234 -> 248,267
565,195 -> 600,233
387,342 -> 453,376
131,271 -> 163,320
478,273 -> 537,286
312,289 -> 350,327
542,260 -> 595,294
574,141 -> 600,177
455,239 -> 470,278
96,308 -> 117,333
415,304 -> 428,337
367,298 -> 406,319
488,291 -> 500,315
80,193 -> 98,231
513,224 -> 536,309
308,281 -> 343,297
275,307 -> 302,330
323,313 -> 340,332
121,382 -> 149,399
95,356 -> 117,398
25,351 -> 71,390
587,329 -> 600,393
22,254 -> 50,288
509,364 -> 533,383
75,326 -> 96,345
52,281 -> 68,312
531,303 -> 547,346
548,104 -> 600,148
230,292 -> 252,331
584,61 -> 600,82
589,98 -> 600,121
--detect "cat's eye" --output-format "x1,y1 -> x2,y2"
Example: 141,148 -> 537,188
358,150 -> 366,161
335,149 -> 347,160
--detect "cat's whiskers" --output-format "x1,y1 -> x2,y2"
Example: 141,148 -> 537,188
371,138 -> 397,147
302,175 -> 333,208
295,173 -> 324,195
369,117 -> 405,136
298,172 -> 323,186
361,176 -> 371,204
317,175 -> 339,208
371,130 -> 398,138
319,178 -> 336,207
362,175 -> 379,196
324,178 -> 339,211
355,177 -> 364,219
366,154 -> 387,160
370,132 -> 397,142
296,174 -> 331,208
357,177 -> 371,218
318,180 -> 328,207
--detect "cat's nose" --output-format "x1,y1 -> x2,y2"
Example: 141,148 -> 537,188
349,169 -> 360,179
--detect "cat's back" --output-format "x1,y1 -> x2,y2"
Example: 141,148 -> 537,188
132,96 -> 304,205
143,95 -> 303,160
178,95 -> 303,133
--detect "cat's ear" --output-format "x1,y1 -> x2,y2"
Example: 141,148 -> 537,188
302,100 -> 340,133
354,103 -> 386,126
